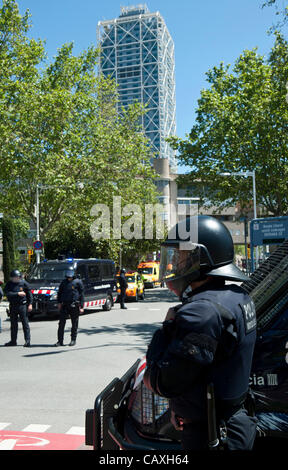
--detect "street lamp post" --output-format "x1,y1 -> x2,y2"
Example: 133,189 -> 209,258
35,184 -> 41,264
220,170 -> 257,273
34,181 -> 91,264
220,170 -> 257,220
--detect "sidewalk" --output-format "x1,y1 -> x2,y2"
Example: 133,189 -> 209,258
0,301 -> 9,333
0,300 -> 9,314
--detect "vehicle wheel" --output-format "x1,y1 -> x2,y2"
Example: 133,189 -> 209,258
103,295 -> 113,311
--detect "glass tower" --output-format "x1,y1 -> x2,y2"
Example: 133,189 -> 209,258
97,4 -> 177,172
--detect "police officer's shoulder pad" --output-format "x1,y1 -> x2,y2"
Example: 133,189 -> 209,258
176,299 -> 223,337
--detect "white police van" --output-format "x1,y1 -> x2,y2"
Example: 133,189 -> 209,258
26,257 -> 118,318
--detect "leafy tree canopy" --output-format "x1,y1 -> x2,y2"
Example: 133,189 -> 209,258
0,1 -> 161,259
168,33 -> 288,217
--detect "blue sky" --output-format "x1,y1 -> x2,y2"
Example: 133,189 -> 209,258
16,0 -> 279,142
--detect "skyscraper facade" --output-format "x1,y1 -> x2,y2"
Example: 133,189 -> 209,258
97,4 -> 177,172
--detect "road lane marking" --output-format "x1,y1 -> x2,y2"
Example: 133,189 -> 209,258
22,424 -> 51,432
0,430 -> 84,450
66,426 -> 85,435
148,308 -> 161,311
0,423 -> 11,430
0,439 -> 17,450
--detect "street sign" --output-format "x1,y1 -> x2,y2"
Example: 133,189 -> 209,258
250,216 -> 288,246
250,216 -> 288,272
33,240 -> 43,250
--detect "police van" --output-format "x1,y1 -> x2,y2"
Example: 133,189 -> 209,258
26,258 -> 118,318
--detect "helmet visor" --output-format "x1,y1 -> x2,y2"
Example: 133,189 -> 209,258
65,270 -> 74,278
159,242 -> 201,282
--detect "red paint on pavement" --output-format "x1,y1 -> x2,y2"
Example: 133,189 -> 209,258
0,431 -> 85,450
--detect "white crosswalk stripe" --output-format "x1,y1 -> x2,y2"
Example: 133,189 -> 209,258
0,423 -> 11,430
0,423 -> 85,435
66,426 -> 85,435
22,424 -> 51,432
0,439 -> 17,450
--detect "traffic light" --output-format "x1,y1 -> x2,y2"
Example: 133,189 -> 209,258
247,243 -> 251,259
27,249 -> 34,264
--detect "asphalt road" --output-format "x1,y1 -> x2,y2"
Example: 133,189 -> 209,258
0,288 -> 179,437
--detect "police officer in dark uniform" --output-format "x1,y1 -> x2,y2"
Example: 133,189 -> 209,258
144,215 -> 258,451
4,269 -> 33,347
119,268 -> 128,310
55,267 -> 84,346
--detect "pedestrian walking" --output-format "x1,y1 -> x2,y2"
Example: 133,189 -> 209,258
4,270 -> 32,347
55,267 -> 84,346
144,215 -> 258,451
119,268 -> 128,309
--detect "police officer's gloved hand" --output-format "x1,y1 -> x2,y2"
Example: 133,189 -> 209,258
164,304 -> 182,321
165,307 -> 177,321
171,410 -> 184,431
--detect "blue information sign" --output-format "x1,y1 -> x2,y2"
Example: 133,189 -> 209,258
250,217 -> 288,246
250,216 -> 288,272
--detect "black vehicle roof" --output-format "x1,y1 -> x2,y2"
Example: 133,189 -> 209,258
38,259 -> 115,265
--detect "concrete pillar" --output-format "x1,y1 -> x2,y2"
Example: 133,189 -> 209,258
153,158 -> 171,228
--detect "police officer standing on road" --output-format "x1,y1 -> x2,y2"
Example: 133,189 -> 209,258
4,270 -> 32,347
144,215 -> 258,451
55,267 -> 84,346
119,268 -> 128,310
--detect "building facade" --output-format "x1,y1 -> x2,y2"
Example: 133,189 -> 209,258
97,4 -> 177,172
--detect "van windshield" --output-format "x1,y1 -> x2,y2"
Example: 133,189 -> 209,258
27,264 -> 72,282
138,268 -> 153,275
126,275 -> 136,283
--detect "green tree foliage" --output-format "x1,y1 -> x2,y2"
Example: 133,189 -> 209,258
168,34 -> 288,216
262,1 -> 288,31
44,225 -> 163,270
0,1 -> 161,258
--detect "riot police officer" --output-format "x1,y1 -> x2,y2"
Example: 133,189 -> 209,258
4,269 -> 32,347
144,215 -> 258,451
55,267 -> 84,346
119,268 -> 128,309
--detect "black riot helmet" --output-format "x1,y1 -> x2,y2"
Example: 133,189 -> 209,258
10,269 -> 22,281
160,215 -> 248,296
65,267 -> 75,279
